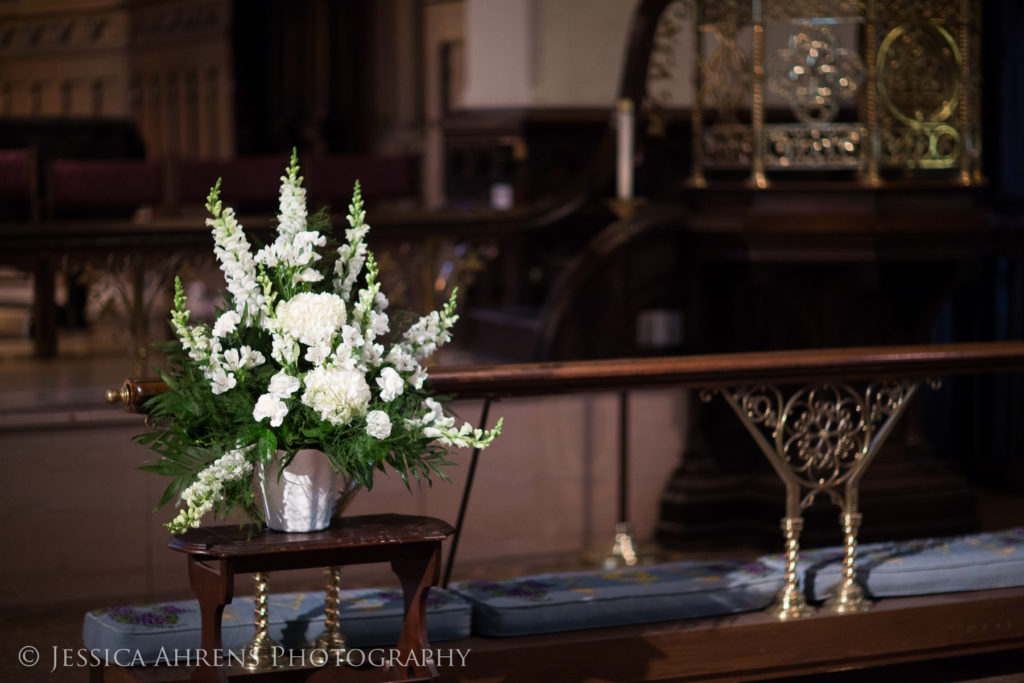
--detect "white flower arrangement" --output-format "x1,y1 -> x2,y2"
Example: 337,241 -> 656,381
139,151 -> 501,533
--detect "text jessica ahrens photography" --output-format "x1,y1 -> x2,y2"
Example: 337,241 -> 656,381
32,645 -> 471,672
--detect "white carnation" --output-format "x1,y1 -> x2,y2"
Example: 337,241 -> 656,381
212,311 -> 240,338
253,393 -> 288,427
366,410 -> 392,439
301,366 -> 371,426
268,370 -> 300,398
376,367 -> 404,402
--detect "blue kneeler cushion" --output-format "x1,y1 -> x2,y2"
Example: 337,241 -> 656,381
82,587 -> 472,665
758,527 -> 1024,602
449,559 -> 784,637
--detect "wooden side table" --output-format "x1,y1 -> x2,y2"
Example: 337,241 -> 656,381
168,513 -> 454,683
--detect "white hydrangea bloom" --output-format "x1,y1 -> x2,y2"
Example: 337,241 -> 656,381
253,393 -> 288,427
366,410 -> 391,439
376,367 -> 404,402
301,365 -> 371,426
276,292 -> 346,349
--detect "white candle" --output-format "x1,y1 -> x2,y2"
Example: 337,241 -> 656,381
616,98 -> 634,200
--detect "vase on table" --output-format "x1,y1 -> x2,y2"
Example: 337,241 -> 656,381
257,449 -> 358,532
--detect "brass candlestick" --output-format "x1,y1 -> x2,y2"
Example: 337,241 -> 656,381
824,512 -> 872,613
310,566 -> 347,665
243,572 -> 282,671
772,517 -> 815,620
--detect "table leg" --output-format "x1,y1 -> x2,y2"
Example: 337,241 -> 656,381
187,557 -> 232,683
390,545 -> 441,681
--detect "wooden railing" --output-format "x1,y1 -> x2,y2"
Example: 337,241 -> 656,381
111,341 -> 1024,408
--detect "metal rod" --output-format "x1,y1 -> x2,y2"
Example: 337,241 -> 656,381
618,390 -> 629,523
442,397 -> 492,588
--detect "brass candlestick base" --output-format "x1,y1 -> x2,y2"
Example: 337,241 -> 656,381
824,512 -> 872,613
605,197 -> 646,221
243,572 -> 283,671
310,566 -> 347,666
772,583 -> 816,621
603,522 -> 639,569
825,580 -> 872,613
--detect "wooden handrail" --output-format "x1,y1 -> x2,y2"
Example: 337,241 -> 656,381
108,341 -> 1024,410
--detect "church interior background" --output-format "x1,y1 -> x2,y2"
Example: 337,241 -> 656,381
1,0 -> 1023,680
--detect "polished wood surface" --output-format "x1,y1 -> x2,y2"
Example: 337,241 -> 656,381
112,341 -> 1024,409
169,514 -> 454,558
427,340 -> 1024,398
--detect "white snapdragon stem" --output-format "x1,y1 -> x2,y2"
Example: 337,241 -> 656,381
334,182 -> 370,301
167,449 -> 253,534
255,150 -> 326,285
206,184 -> 263,323
404,397 -> 503,450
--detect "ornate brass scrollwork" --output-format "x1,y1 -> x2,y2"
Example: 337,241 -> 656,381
707,379 -> 920,618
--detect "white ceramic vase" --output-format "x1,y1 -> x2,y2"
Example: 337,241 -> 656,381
258,449 -> 345,532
